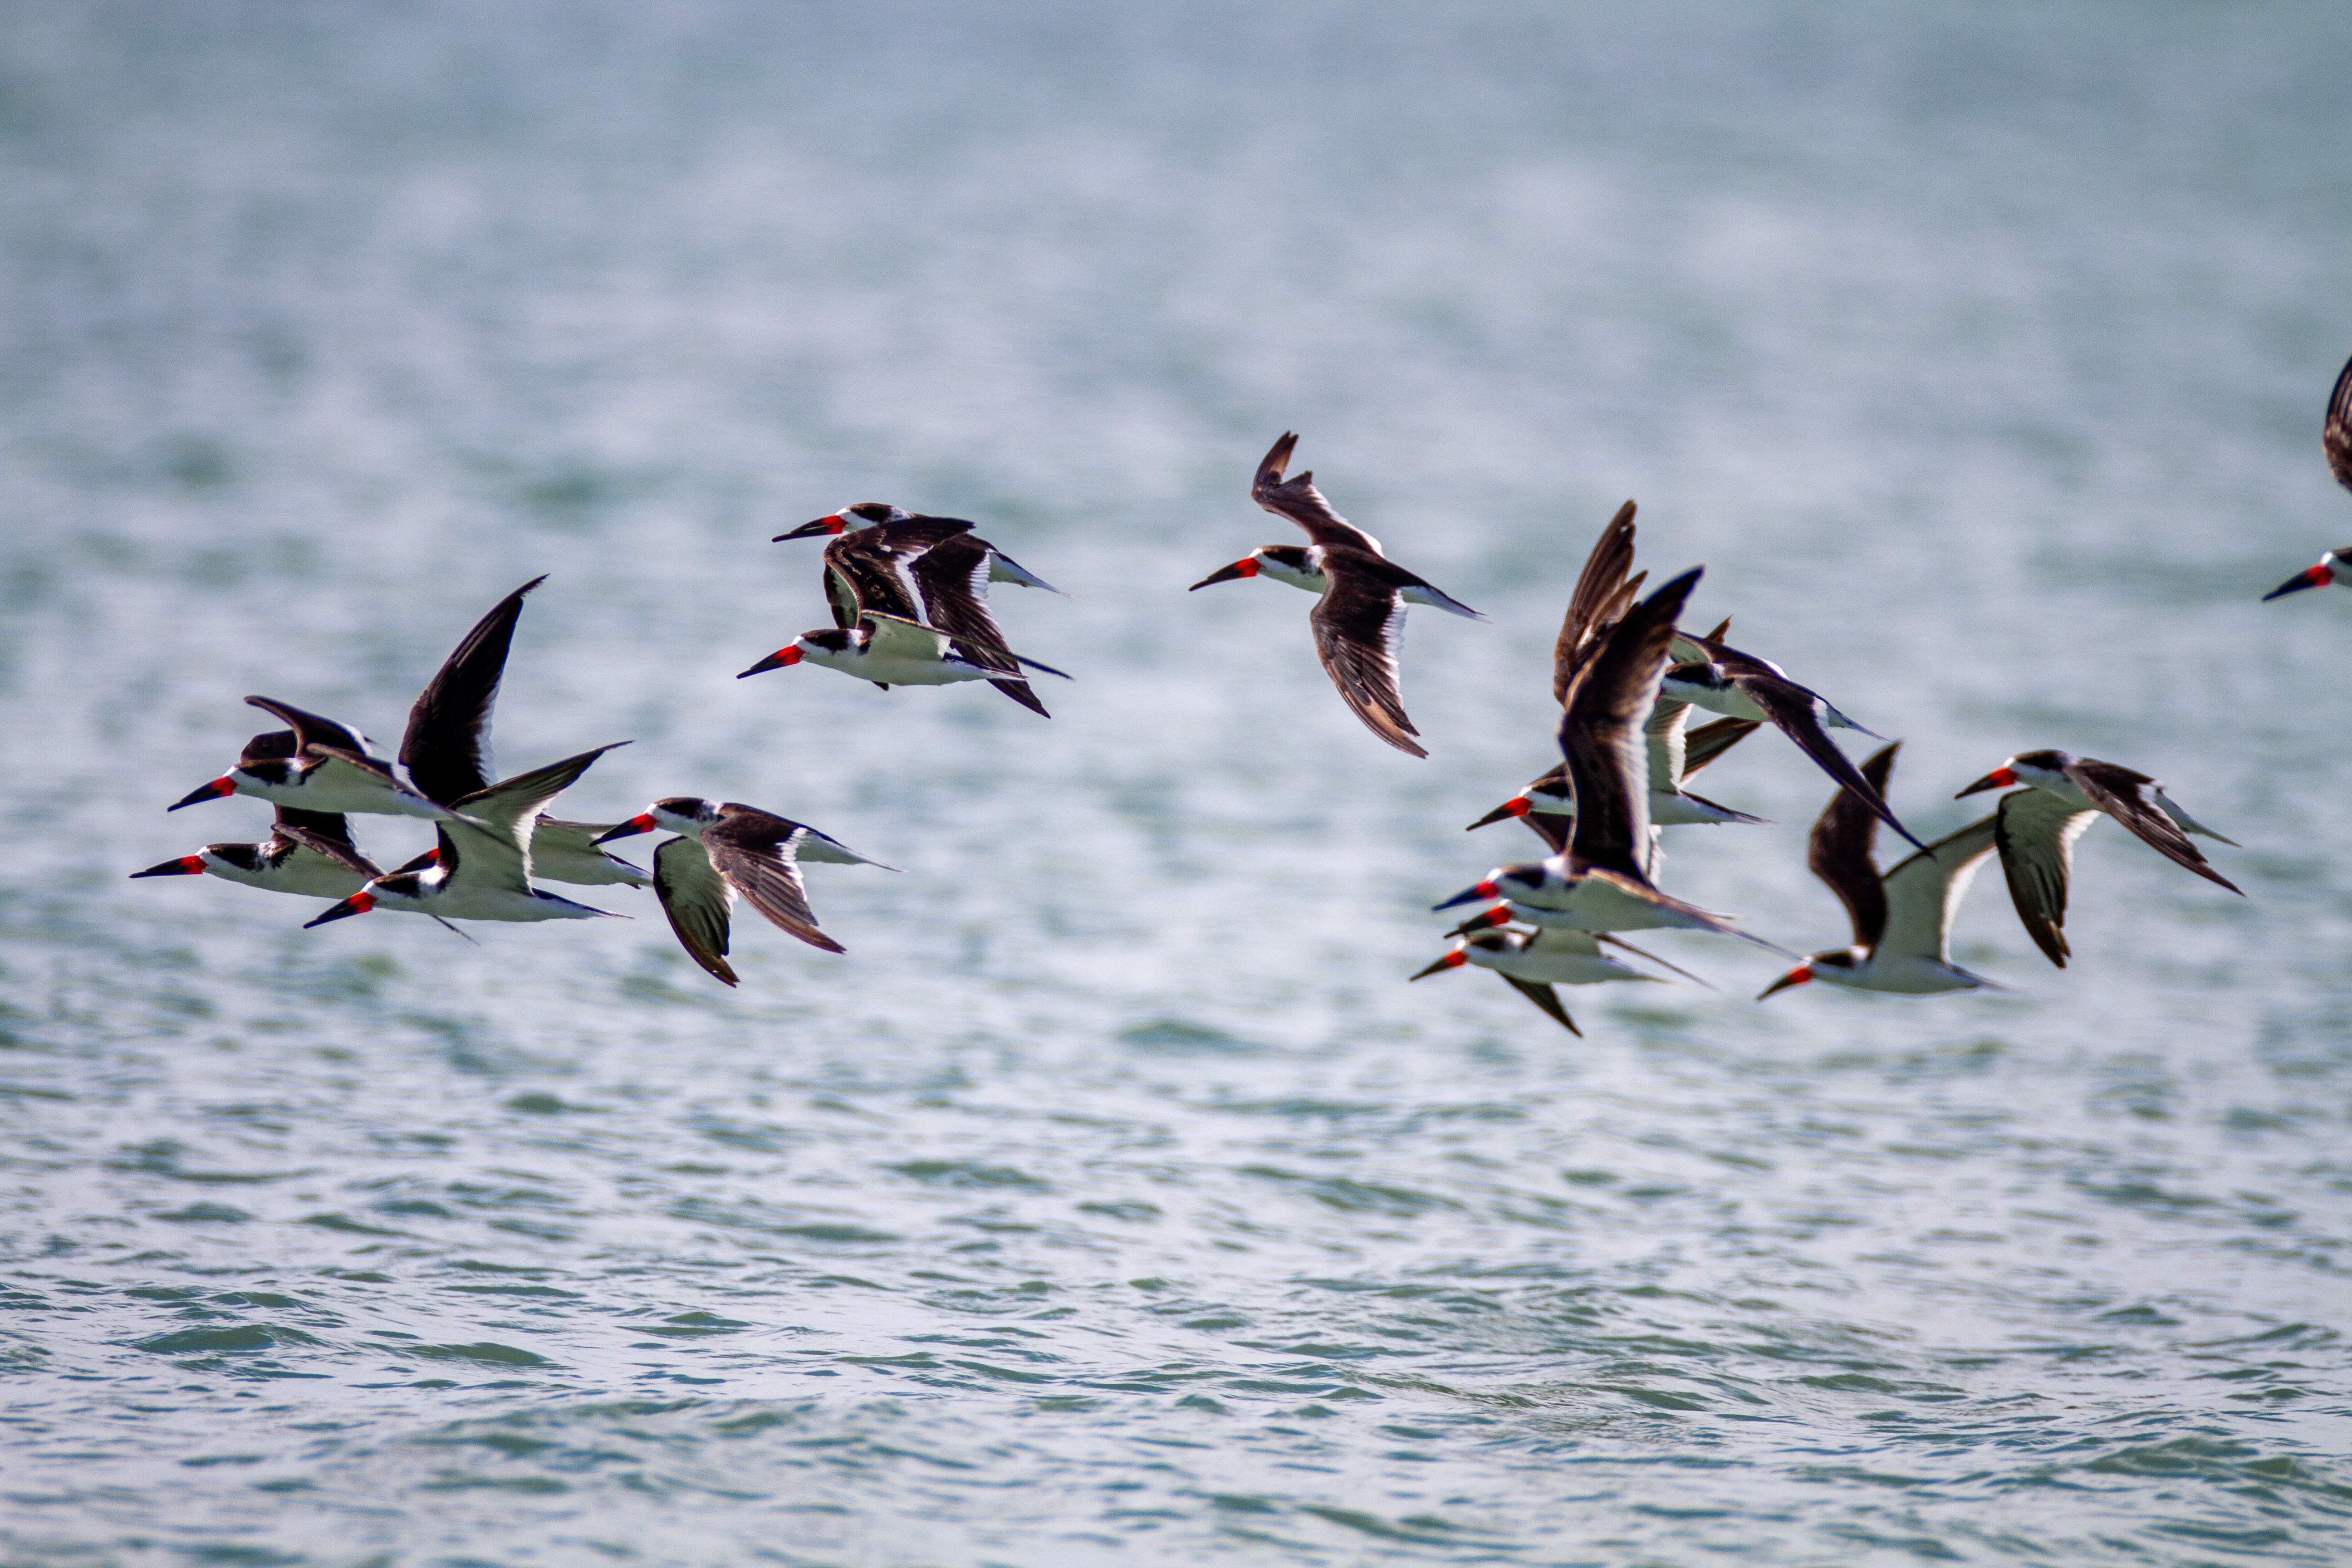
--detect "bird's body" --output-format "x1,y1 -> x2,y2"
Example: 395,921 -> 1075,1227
1661,630 -> 1923,852
777,504 -> 1062,713
1956,749 -> 2242,967
596,798 -> 897,985
740,611 -> 1064,688
132,807 -> 374,901
306,746 -> 629,928
1760,743 -> 2007,1000
1411,926 -> 1671,1035
172,704 -> 452,822
1433,567 -> 1788,956
1188,433 -> 1482,758
2262,351 -> 2352,602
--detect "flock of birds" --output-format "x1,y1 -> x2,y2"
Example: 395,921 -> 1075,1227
138,352 -> 2352,1025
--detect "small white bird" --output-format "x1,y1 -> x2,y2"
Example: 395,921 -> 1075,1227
595,798 -> 898,986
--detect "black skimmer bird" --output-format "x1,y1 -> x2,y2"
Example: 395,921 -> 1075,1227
594,799 -> 897,985
1469,708 -> 1767,856
393,575 -> 651,887
1432,567 -> 1784,951
1410,926 -> 1705,1035
1955,750 -> 2243,967
306,745 -> 630,928
776,505 -> 1063,715
1758,742 -> 2009,1000
132,806 -> 379,901
172,699 -> 453,821
2263,351 -> 2352,602
1661,627 -> 1924,851
738,610 -> 1067,691
1188,432 -> 1483,758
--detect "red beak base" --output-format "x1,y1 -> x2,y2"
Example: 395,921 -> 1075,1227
594,814 -> 657,845
304,891 -> 375,929
1955,766 -> 2018,799
738,647 -> 804,678
169,777 -> 237,811
130,854 -> 209,878
1757,965 -> 1814,1000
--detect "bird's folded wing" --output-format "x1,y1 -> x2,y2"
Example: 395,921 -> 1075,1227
273,818 -> 383,879
245,696 -> 373,758
858,611 -> 963,665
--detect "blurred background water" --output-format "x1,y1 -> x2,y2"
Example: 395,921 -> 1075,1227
4,3 -> 2352,1563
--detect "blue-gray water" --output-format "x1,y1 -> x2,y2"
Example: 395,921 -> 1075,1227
5,4 -> 2352,1563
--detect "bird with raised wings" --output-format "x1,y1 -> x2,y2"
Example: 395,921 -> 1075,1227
1188,432 -> 1483,758
1758,742 -> 2008,1000
2262,350 -> 2352,603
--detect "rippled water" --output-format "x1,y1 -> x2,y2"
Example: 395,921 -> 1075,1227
6,4 -> 2352,1563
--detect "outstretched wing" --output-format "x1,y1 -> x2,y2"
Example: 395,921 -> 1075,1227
1499,975 -> 1581,1035
401,575 -> 544,807
1679,716 -> 1761,781
1994,789 -> 2099,968
1251,432 -> 1383,553
1809,741 -> 1898,949
909,533 -> 1049,716
245,696 -> 372,758
1560,567 -> 1703,879
2326,350 -> 2352,494
823,533 -> 925,627
1877,813 -> 1999,965
1553,501 -> 1644,704
652,835 -> 740,986
272,810 -> 383,880
2068,761 -> 2243,895
446,743 -> 629,889
1308,551 -> 1424,758
1744,678 -> 1925,851
703,813 -> 846,954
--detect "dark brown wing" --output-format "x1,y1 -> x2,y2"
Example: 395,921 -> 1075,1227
1520,810 -> 1572,854
400,575 -> 544,807
908,533 -> 1048,717
1500,975 -> 1581,1035
652,836 -> 740,986
1809,741 -> 1898,950
2326,351 -> 2352,494
703,810 -> 847,954
1552,501 -> 1642,704
822,532 -> 923,627
1742,677 -> 1924,851
245,696 -> 370,758
1308,549 -> 1426,758
2067,760 -> 2243,894
1560,567 -> 1703,878
1680,716 -> 1762,782
1251,432 -> 1382,552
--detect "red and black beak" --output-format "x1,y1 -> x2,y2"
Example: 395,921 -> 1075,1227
169,777 -> 236,811
1465,796 -> 1531,830
2263,562 -> 2333,601
593,814 -> 657,845
1442,907 -> 1514,940
303,891 -> 375,928
1756,965 -> 1814,1000
1431,878 -> 1501,912
1955,766 -> 2018,799
1408,950 -> 1468,981
1188,557 -> 1260,591
773,514 -> 846,541
738,646 -> 803,677
130,854 -> 208,878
